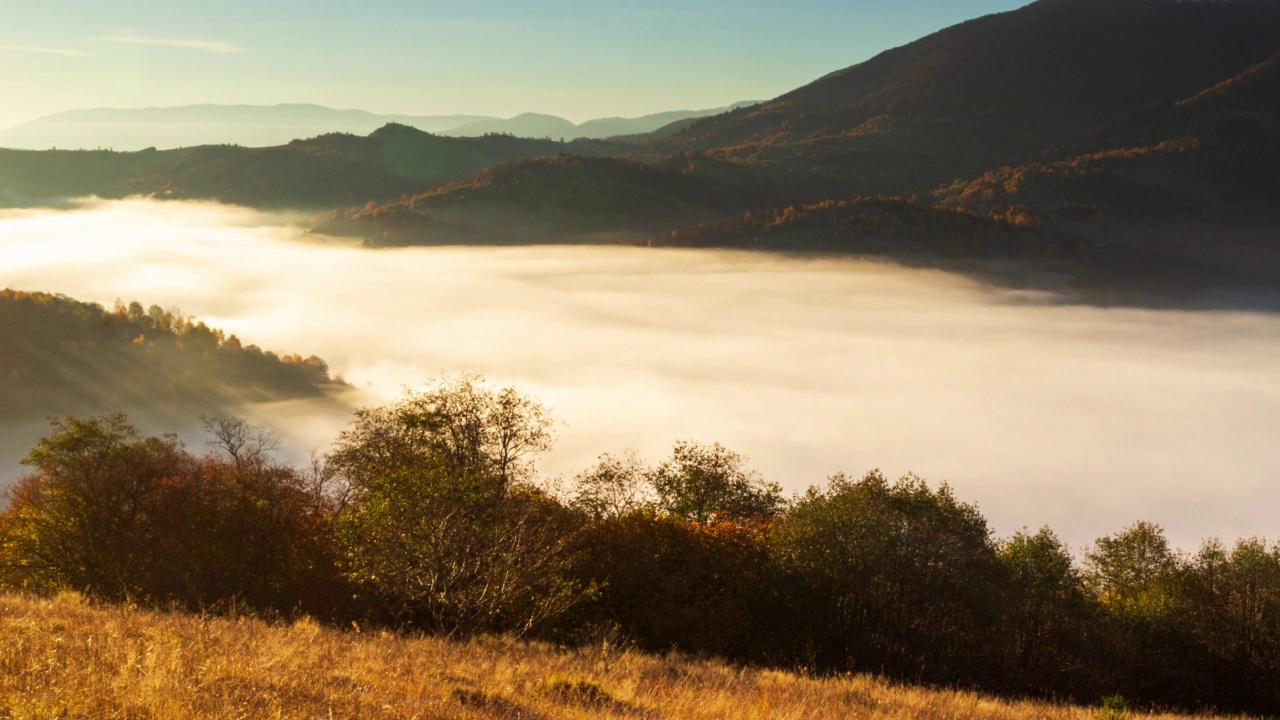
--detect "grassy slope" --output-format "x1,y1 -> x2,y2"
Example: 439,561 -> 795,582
0,592 -> 1224,720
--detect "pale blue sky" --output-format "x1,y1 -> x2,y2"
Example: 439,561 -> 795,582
0,0 -> 1030,129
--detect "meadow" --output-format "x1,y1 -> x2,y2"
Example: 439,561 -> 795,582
0,591 -> 1195,720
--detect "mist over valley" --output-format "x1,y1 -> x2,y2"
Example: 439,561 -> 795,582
2,199 -> 1277,549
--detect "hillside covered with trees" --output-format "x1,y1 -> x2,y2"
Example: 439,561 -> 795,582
3,377 -> 1278,716
0,126 -> 625,209
0,289 -> 346,426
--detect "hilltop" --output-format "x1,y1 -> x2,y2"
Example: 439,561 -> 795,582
320,152 -> 819,245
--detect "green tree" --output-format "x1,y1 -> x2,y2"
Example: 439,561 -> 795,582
330,377 -> 581,636
649,441 -> 784,523
328,374 -> 554,501
1179,538 -> 1280,712
1085,522 -> 1200,708
1086,521 -> 1180,616
998,527 -> 1099,696
772,470 -> 1002,683
569,450 -> 655,520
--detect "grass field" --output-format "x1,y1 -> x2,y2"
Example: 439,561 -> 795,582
0,592 -> 1228,720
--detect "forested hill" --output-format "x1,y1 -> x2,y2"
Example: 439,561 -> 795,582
667,0 -> 1280,189
0,125 -> 625,209
0,289 -> 346,425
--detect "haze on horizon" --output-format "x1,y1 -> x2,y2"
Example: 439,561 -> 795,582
3,199 -> 1279,551
0,0 -> 1028,130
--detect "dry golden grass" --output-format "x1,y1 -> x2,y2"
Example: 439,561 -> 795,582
0,591 -> 1225,720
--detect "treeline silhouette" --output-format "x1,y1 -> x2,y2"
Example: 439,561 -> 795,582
1,377 -> 1277,715
0,290 -> 342,421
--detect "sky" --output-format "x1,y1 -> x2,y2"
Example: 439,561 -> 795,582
0,0 -> 1029,129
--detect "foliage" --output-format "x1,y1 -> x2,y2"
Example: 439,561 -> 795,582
997,527 -> 1097,696
329,377 -> 579,636
0,415 -> 344,617
649,440 -> 785,524
0,289 -> 342,424
566,510 -> 783,660
569,450 -> 655,519
773,471 -> 1003,683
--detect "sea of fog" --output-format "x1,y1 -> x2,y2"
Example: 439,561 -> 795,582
2,199 -> 1278,549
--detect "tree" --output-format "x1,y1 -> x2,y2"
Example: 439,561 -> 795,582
201,414 -> 278,471
997,527 -> 1099,697
570,450 -> 655,519
771,471 -> 1002,683
1085,522 -> 1200,707
649,441 -> 784,523
567,511 -> 783,660
1178,538 -> 1280,713
0,415 -> 343,617
330,377 -> 580,636
1086,521 -> 1180,614
328,374 -> 555,501
0,415 -> 191,597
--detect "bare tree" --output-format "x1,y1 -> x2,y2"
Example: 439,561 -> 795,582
571,450 -> 656,519
201,415 -> 278,471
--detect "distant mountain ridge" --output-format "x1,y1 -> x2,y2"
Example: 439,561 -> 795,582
0,102 -> 757,151
3,0 -> 1280,288
0,124 -> 627,208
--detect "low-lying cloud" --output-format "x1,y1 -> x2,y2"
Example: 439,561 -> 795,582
2,199 -> 1278,549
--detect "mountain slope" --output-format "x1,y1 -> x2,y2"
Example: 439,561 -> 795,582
669,0 -> 1280,194
320,152 -> 812,244
936,52 -> 1280,280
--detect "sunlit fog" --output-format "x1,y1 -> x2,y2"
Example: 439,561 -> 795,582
2,199 -> 1277,548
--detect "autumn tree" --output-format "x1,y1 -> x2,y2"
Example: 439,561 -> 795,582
330,376 -> 580,636
0,414 -> 342,617
0,414 -> 191,597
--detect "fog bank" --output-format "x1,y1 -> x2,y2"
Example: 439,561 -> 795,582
2,199 -> 1278,548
